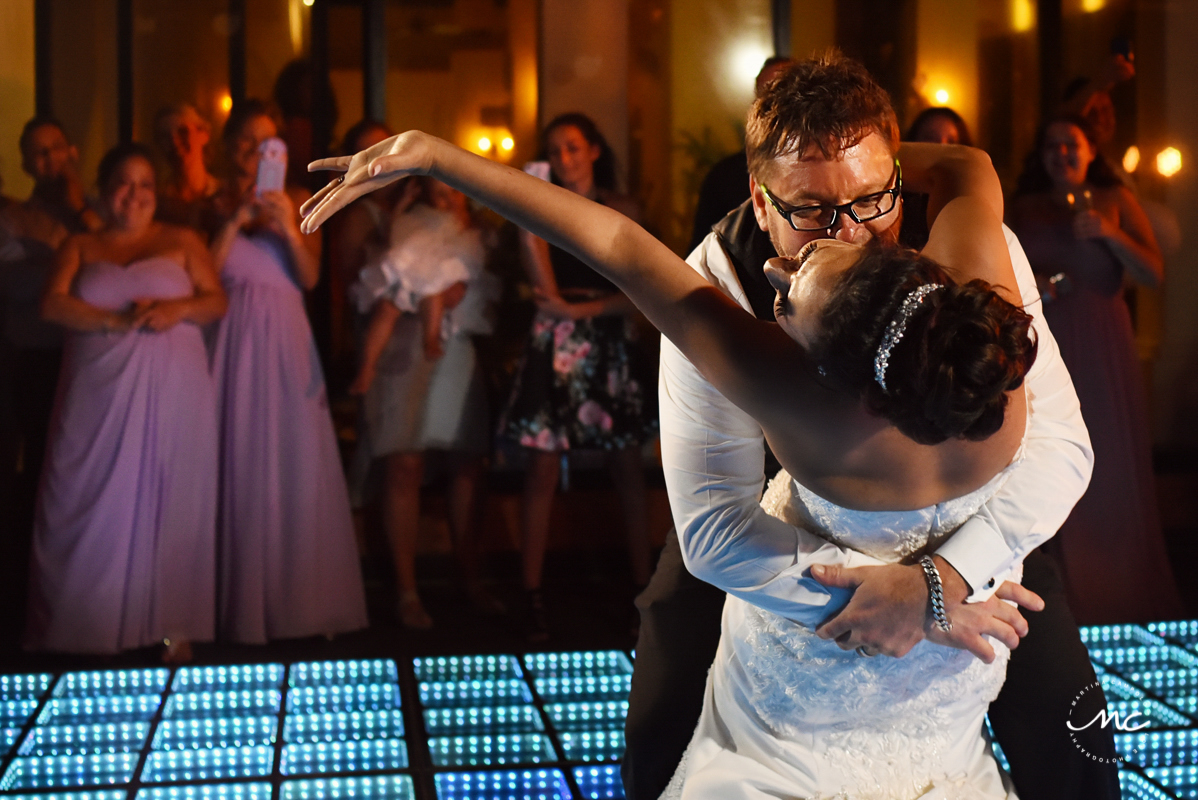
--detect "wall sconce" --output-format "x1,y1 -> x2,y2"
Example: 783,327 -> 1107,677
934,89 -> 950,105
1122,146 -> 1140,174
1156,147 -> 1182,178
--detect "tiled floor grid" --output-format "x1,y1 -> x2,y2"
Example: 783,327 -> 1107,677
4,625 -> 1198,798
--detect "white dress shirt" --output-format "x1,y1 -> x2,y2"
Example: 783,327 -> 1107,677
659,225 -> 1093,624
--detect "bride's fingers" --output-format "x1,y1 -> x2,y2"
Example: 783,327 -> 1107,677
307,156 -> 353,173
366,153 -> 417,179
300,177 -> 346,219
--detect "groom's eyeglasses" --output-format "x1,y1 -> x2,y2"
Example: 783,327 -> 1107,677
761,160 -> 902,232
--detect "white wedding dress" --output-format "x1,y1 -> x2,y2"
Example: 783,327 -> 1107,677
661,465 -> 1023,800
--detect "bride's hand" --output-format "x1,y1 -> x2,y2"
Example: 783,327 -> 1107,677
299,131 -> 436,234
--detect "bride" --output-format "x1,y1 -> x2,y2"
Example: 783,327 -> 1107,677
301,132 -> 1040,797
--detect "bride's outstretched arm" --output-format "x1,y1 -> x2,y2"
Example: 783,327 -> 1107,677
302,131 -> 810,427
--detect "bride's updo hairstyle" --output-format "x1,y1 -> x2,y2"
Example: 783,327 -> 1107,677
811,241 -> 1037,445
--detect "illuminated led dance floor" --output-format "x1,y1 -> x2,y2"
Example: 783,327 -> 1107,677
3,626 -> 1198,798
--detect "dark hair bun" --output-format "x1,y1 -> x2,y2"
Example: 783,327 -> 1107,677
814,243 -> 1037,445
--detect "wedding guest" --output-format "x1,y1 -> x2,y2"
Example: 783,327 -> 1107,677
152,103 -> 223,233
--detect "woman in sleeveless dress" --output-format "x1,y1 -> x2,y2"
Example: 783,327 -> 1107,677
302,131 -> 1045,796
1008,116 -> 1181,624
207,100 -> 367,643
27,143 -> 226,661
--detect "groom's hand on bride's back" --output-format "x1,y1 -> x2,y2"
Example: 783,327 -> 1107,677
810,563 -> 1043,663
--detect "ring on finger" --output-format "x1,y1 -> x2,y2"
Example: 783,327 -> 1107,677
336,175 -> 345,185
856,645 -> 878,658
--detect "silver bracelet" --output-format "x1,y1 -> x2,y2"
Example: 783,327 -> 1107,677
919,555 -> 952,633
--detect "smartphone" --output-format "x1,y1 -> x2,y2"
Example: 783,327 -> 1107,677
523,160 -> 552,182
256,137 -> 288,195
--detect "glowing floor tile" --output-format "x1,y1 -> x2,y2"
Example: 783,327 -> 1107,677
1121,770 -> 1180,799
1,792 -> 126,800
544,701 -> 628,732
1116,729 -> 1198,767
141,746 -> 274,783
423,705 -> 544,736
0,674 -> 55,702
1100,672 -> 1149,702
163,690 -> 281,720
284,710 -> 405,743
19,722 -> 150,756
1144,766 -> 1198,798
286,685 -> 401,714
573,765 -> 625,799
427,733 -> 556,767
281,775 -> 417,800
1081,625 -> 1165,652
1125,669 -> 1198,699
1151,621 -> 1198,651
172,665 -> 284,693
281,739 -> 409,775
434,768 -> 572,800
522,651 -> 633,678
1169,696 -> 1198,719
1092,646 -> 1198,675
558,730 -> 624,762
136,784 -> 274,800
289,660 -> 398,688
53,669 -> 169,699
0,752 -> 140,789
419,679 -> 533,709
414,656 -> 522,683
534,675 -> 632,703
39,695 -> 162,726
1103,699 -> 1194,730
3,727 -> 22,755
151,716 -> 278,750
2,699 -> 38,726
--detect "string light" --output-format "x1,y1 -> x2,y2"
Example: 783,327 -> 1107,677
500,137 -> 515,152
934,89 -> 950,105
1123,146 -> 1140,174
477,137 -> 492,152
1156,147 -> 1182,178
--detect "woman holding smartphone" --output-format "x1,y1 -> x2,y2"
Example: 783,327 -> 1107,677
207,99 -> 367,644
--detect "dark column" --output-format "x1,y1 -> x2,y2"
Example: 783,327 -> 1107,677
34,0 -> 52,116
117,0 -> 133,143
772,0 -> 791,58
229,0 -> 247,105
309,0 -> 334,361
1038,0 -> 1063,124
363,0 -> 387,122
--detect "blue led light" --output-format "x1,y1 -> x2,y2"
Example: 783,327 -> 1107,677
19,723 -> 150,757
1169,696 -> 1198,719
53,670 -> 169,699
2,699 -> 38,726
163,690 -> 281,720
534,675 -> 632,703
0,674 -> 55,702
289,660 -> 399,688
3,727 -> 21,755
281,775 -> 417,800
558,730 -> 625,762
141,745 -> 275,783
1105,699 -> 1193,730
522,651 -> 633,678
1149,621 -> 1198,651
0,753 -> 140,789
434,769 -> 572,800
38,695 -> 162,726
286,684 -> 401,714
1120,770 -> 1180,799
151,716 -> 279,750
1080,625 -> 1165,652
573,765 -> 626,799
1099,672 -> 1149,702
1115,729 -> 1198,767
1092,645 -> 1198,675
1125,669 -> 1198,699
427,733 -> 556,767
1,792 -> 127,800
136,784 -> 274,800
423,705 -> 544,736
280,739 -> 409,775
544,701 -> 628,732
419,679 -> 533,709
1143,766 -> 1198,796
413,656 -> 522,683
284,710 -> 405,743
172,665 -> 284,693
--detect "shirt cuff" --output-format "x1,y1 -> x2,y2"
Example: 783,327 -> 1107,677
934,516 -> 1014,602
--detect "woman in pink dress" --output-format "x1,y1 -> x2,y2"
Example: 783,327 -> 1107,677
27,143 -> 226,660
1009,115 -> 1182,623
207,100 -> 367,643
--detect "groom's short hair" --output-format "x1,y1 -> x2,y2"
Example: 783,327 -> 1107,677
745,52 -> 900,180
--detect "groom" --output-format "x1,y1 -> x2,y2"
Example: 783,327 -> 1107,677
623,54 -> 1121,799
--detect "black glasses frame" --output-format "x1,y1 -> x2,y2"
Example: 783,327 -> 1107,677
760,160 -> 902,232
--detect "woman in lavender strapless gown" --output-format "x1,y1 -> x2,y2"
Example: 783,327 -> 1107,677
27,143 -> 227,659
207,101 -> 367,644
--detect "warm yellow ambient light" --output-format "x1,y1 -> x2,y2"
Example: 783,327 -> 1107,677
219,92 -> 234,114
1081,0 -> 1104,11
934,89 -> 950,105
302,0 -> 315,7
1157,147 -> 1182,178
1011,0 -> 1034,32
478,137 -> 492,152
1122,146 -> 1140,174
500,137 -> 515,152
